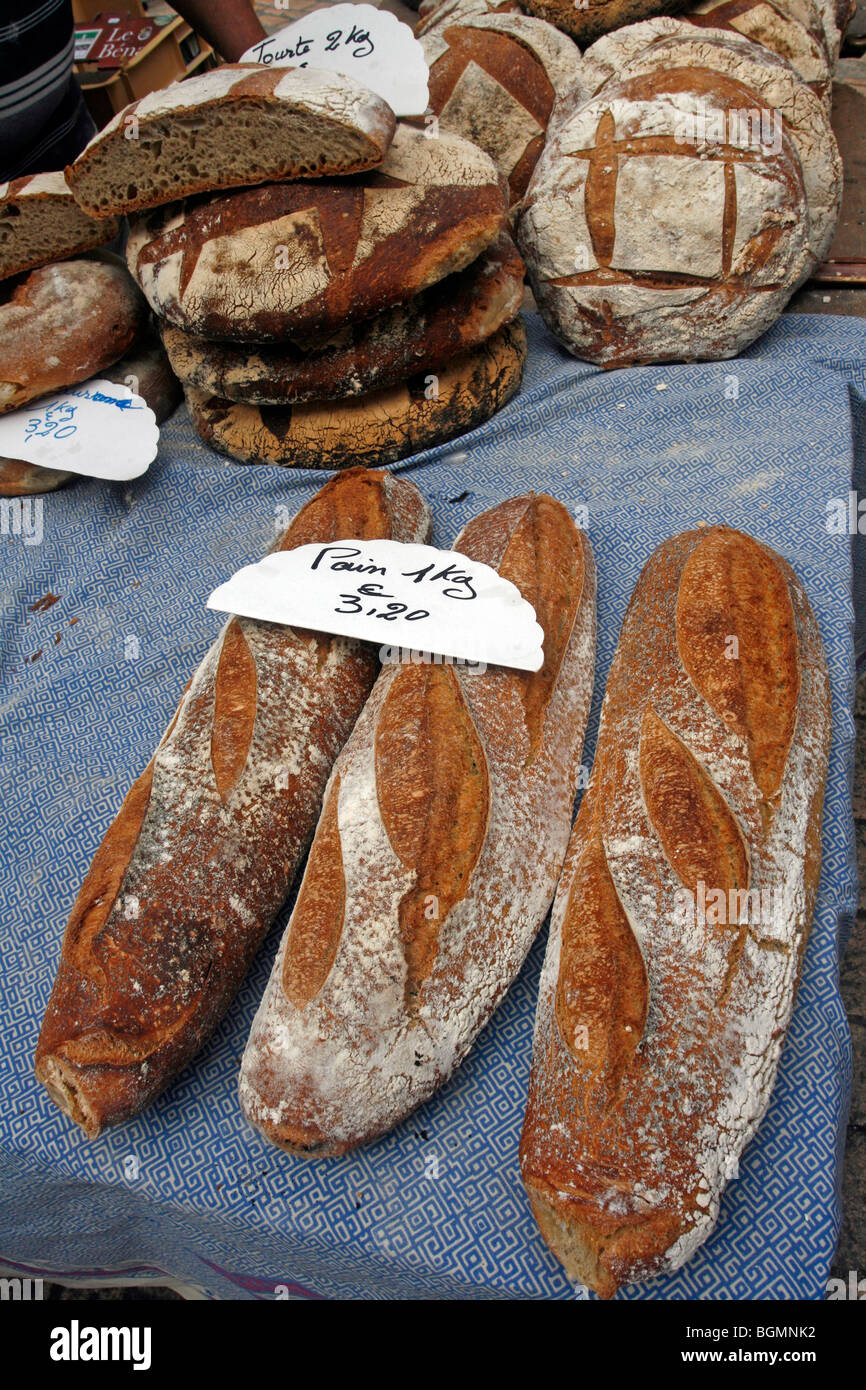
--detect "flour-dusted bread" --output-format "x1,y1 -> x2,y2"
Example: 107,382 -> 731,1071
687,0 -> 832,105
416,0 -> 521,38
521,527 -> 831,1298
35,469 -> 432,1137
518,0 -> 690,44
161,233 -> 524,405
239,493 -> 596,1155
0,328 -> 180,497
185,318 -> 526,469
126,125 -> 507,342
519,68 -> 812,366
0,260 -> 147,415
814,0 -> 856,64
422,14 -> 582,204
569,22 -> 842,264
0,172 -> 120,282
66,64 -> 397,219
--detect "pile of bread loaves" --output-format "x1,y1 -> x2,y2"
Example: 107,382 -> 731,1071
35,465 -> 831,1297
0,175 -> 180,496
62,64 -> 527,469
418,0 -> 850,365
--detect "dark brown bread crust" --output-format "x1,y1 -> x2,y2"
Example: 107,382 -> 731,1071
160,233 -> 524,406
519,0 -> 689,44
34,469 -> 432,1136
0,260 -> 147,415
521,526 -> 831,1297
125,126 -> 508,341
184,318 -> 527,470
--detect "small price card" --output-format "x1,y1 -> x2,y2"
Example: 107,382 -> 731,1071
0,380 -> 159,480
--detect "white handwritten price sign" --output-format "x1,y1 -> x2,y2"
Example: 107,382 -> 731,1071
208,539 -> 544,671
0,379 -> 159,481
242,4 -> 429,116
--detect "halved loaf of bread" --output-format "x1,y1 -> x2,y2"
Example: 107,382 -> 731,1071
66,64 -> 397,218
0,172 -> 120,281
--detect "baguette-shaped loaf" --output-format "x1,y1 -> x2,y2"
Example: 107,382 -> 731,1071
35,469 -> 431,1137
239,494 -> 596,1154
521,526 -> 831,1297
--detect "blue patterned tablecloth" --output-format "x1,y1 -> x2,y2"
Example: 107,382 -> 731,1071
0,312 -> 860,1300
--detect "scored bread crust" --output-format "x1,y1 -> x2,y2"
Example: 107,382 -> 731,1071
517,0 -> 690,45
66,64 -> 397,219
519,66 -> 812,367
126,125 -> 508,342
687,0 -> 832,105
184,318 -> 527,469
0,259 -> 147,415
422,14 -> 582,205
521,526 -> 831,1298
563,22 -> 842,264
0,171 -> 120,282
160,232 -> 524,405
239,494 -> 596,1155
415,0 -> 521,37
34,469 -> 432,1137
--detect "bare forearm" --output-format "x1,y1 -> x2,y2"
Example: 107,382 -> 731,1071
170,0 -> 266,62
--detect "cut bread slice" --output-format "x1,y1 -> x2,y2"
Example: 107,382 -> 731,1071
66,64 -> 397,219
0,172 -> 120,281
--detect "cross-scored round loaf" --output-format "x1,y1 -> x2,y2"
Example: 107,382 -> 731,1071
518,0 -> 691,45
686,0 -> 832,107
564,22 -> 842,263
0,172 -> 120,282
0,259 -> 147,415
519,68 -> 812,366
161,233 -> 524,405
126,124 -> 507,342
66,64 -> 397,218
185,318 -> 526,469
421,14 -> 582,204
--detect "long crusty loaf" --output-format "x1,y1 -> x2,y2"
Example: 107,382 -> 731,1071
66,65 -> 396,218
35,469 -> 431,1137
521,526 -> 831,1297
239,493 -> 596,1154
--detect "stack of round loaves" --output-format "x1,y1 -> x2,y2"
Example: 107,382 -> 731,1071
65,63 -> 527,470
0,172 -> 181,496
516,16 -> 844,365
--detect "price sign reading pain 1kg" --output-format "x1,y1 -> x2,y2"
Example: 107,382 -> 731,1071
208,540 -> 544,671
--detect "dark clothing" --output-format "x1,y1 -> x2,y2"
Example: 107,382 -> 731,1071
0,0 -> 94,182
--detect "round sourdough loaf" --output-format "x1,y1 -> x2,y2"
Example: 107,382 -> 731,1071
519,68 -> 811,366
0,171 -> 120,282
517,0 -> 690,44
0,327 -> 180,495
126,125 -> 507,342
687,0 -> 832,106
65,64 -> 397,219
185,318 -> 526,468
0,259 -> 147,415
416,0 -> 521,38
160,233 -> 524,405
567,23 -> 842,263
421,14 -> 582,204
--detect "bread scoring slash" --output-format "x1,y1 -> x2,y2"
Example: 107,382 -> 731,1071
521,526 -> 831,1297
239,494 -> 597,1154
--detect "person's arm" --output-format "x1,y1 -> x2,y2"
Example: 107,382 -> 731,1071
169,0 -> 267,62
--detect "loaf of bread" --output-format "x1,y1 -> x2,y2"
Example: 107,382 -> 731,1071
34,468 -> 432,1136
239,493 -> 596,1155
519,67 -> 812,365
521,526 -> 831,1297
0,260 -> 147,414
416,0 -> 521,38
126,125 -> 507,342
519,0 -> 689,44
687,0 -> 832,106
66,65 -> 396,218
0,172 -> 120,282
160,232 -> 524,405
567,22 -> 842,264
422,14 -> 582,205
184,318 -> 526,469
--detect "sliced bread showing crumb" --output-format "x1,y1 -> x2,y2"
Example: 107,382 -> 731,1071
0,172 -> 120,281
